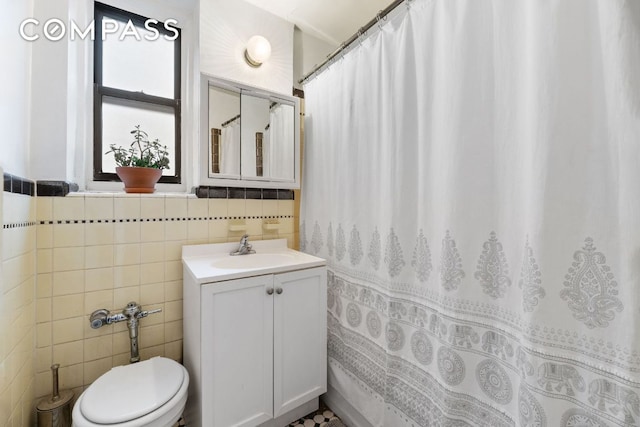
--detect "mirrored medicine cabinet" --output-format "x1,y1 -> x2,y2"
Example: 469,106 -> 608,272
200,75 -> 300,189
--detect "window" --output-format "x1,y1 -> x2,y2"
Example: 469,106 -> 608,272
93,2 -> 181,183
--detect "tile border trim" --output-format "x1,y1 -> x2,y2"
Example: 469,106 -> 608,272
3,221 -> 37,229
36,180 -> 79,197
38,215 -> 295,225
4,173 -> 35,196
193,186 -> 294,200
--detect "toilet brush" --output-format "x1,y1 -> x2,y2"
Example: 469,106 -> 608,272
36,364 -> 74,427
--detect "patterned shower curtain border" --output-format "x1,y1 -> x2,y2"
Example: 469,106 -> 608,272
304,221 -> 639,375
327,282 -> 639,426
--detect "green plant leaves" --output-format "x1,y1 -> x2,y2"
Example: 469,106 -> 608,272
105,125 -> 170,170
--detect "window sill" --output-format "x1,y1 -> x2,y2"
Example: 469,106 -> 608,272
84,180 -> 187,194
65,191 -> 197,198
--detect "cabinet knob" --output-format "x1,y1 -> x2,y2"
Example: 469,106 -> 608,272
266,287 -> 274,295
276,287 -> 283,295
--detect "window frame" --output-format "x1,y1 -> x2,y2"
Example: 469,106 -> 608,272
93,2 -> 182,183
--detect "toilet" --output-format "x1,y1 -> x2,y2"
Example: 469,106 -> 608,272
72,357 -> 189,427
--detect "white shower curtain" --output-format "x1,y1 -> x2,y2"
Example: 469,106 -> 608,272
269,105 -> 295,180
221,120 -> 240,176
301,0 -> 640,426
263,127 -> 271,178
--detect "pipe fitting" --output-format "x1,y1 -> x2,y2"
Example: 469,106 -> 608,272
88,302 -> 162,363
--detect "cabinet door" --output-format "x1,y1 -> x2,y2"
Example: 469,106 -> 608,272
202,276 -> 274,427
273,267 -> 327,417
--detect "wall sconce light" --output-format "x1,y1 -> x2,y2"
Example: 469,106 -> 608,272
244,35 -> 271,67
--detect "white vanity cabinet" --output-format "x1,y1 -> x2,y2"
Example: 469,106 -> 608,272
182,240 -> 327,427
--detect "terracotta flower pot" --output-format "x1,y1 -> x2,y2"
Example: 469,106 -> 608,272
115,166 -> 162,193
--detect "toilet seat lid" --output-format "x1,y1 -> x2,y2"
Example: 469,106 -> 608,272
80,357 -> 185,424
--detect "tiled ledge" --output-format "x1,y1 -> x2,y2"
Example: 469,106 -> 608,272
194,186 -> 294,200
3,173 -> 35,196
36,180 -> 79,196
31,183 -> 295,200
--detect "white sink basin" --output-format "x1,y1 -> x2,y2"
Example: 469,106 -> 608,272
211,253 -> 297,270
182,239 -> 326,283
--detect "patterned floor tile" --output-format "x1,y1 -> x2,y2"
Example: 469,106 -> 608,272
289,405 -> 345,427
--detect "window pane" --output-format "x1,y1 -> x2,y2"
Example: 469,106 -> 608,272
102,20 -> 175,98
101,97 -> 176,176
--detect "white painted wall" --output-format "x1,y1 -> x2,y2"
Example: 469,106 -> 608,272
28,0 -> 70,181
200,0 -> 294,96
293,27 -> 336,90
1,0 -> 34,178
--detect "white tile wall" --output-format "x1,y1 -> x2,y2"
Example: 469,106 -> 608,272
1,186 -> 36,426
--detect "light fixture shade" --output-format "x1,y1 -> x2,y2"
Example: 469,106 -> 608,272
245,35 -> 271,67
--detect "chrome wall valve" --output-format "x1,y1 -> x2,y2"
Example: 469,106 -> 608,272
88,301 -> 162,363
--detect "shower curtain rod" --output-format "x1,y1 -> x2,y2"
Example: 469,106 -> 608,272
221,114 -> 240,127
298,0 -> 406,84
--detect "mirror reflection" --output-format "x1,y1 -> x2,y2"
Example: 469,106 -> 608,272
208,85 -> 240,176
266,101 -> 295,181
240,93 -> 270,178
207,78 -> 298,184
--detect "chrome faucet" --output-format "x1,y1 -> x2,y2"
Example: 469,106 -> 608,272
89,301 -> 161,363
230,234 -> 255,255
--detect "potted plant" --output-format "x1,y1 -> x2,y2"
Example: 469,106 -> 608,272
106,125 -> 170,193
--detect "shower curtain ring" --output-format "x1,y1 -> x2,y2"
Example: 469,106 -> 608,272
357,28 -> 364,46
376,12 -> 383,29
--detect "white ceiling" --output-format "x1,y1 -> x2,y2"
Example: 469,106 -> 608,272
242,0 -> 393,47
